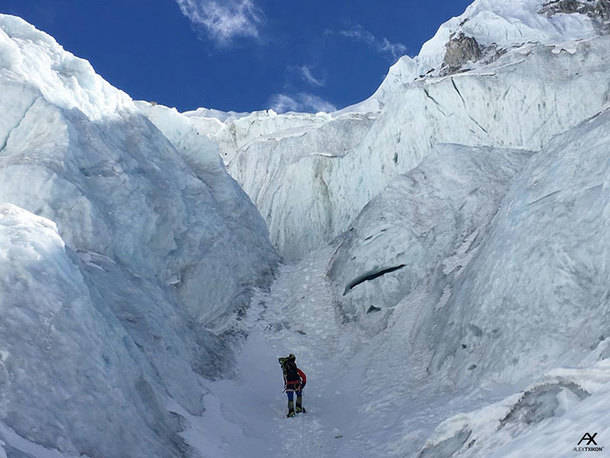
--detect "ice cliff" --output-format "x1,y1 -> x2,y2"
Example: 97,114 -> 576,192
0,14 -> 277,457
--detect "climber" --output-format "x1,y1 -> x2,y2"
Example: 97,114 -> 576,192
278,354 -> 307,417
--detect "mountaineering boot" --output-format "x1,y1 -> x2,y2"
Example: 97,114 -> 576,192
287,400 -> 295,417
295,395 -> 304,413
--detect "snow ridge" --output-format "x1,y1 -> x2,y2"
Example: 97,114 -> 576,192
0,15 -> 132,119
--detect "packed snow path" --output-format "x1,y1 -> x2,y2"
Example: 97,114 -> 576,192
179,248 -> 501,458
182,247 -> 364,457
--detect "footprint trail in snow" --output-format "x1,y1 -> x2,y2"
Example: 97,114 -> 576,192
185,247 -> 369,457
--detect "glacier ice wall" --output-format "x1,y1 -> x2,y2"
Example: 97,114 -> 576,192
328,144 -> 535,325
423,108 -> 610,386
329,108 -> 609,392
138,0 -> 610,397
180,35 -> 609,261
316,106 -> 608,458
0,204 -> 187,457
0,14 -> 278,457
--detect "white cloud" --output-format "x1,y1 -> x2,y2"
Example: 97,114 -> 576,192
337,25 -> 376,44
334,25 -> 407,61
378,38 -> 408,60
175,0 -> 263,46
269,93 -> 336,114
299,65 -> 325,87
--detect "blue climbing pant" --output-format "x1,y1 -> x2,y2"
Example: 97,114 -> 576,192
286,390 -> 302,401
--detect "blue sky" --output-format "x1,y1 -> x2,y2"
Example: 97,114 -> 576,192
1,0 -> 472,113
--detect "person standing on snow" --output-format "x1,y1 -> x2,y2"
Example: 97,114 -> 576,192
278,354 -> 307,417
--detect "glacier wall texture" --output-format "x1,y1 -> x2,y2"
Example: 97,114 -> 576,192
196,36 -> 609,261
329,109 -> 609,392
0,14 -> 278,457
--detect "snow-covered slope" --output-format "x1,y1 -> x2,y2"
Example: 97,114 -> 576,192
373,0 -> 608,101
0,14 -> 278,457
0,15 -> 131,120
419,359 -> 610,457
